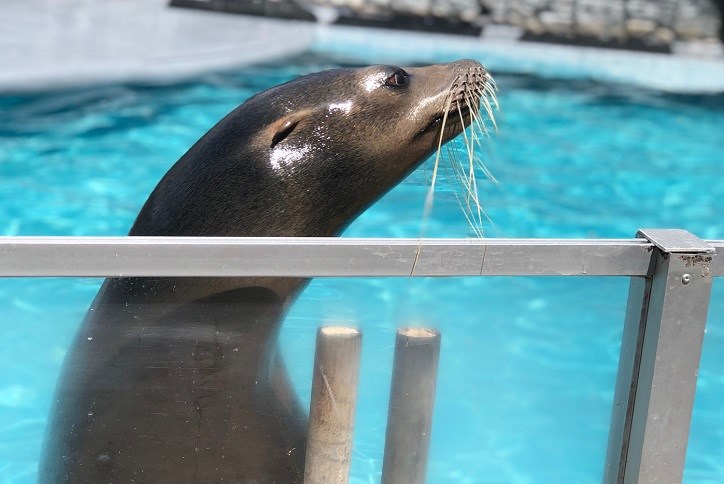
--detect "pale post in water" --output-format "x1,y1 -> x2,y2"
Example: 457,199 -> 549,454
304,326 -> 362,483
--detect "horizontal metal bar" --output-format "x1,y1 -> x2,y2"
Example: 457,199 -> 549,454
0,236 -> 663,278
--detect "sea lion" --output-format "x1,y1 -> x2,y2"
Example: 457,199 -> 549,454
39,60 -> 495,483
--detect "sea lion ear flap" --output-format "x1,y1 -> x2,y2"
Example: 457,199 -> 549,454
268,110 -> 312,149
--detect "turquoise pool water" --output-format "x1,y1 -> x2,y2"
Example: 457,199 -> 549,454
1,54 -> 723,483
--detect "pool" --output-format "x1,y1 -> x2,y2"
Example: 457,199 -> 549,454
1,52 -> 723,483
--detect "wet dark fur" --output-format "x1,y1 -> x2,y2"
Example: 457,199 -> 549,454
39,61 -> 488,483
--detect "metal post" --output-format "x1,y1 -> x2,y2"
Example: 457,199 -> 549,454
304,326 -> 362,484
381,328 -> 441,484
604,229 -> 715,483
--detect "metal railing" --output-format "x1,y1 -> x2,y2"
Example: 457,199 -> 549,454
0,228 -> 721,482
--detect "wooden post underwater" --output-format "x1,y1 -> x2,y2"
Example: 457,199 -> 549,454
304,326 -> 362,484
381,328 -> 441,484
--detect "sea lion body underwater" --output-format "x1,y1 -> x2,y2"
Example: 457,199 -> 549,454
39,60 -> 494,482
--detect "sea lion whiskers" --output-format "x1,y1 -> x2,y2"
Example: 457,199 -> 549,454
469,84 -> 498,135
447,145 -> 482,235
415,75 -> 465,270
463,89 -> 498,184
462,84 -> 498,230
424,68 -> 498,237
482,71 -> 499,100
453,99 -> 485,230
459,79 -> 494,146
480,96 -> 498,132
463,79 -> 499,168
421,79 -> 456,226
448,136 -> 491,237
441,145 -> 486,237
433,100 -> 480,236
471,71 -> 499,126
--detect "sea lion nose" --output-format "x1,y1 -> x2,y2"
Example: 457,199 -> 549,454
436,60 -> 490,97
450,59 -> 483,70
451,59 -> 487,78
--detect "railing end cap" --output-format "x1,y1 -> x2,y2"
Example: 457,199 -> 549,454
636,229 -> 715,254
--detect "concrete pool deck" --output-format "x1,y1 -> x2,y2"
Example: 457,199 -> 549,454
2,0 -> 724,94
0,0 -> 315,92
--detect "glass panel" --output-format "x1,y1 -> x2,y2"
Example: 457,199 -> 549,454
0,275 -> 632,482
0,278 -> 102,483
686,279 -> 724,483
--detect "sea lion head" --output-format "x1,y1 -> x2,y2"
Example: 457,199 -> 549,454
132,60 -> 495,237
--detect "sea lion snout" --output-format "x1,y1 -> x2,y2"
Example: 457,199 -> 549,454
451,59 -> 486,75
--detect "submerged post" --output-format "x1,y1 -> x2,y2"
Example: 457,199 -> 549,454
604,229 -> 715,483
381,328 -> 441,484
304,326 -> 362,484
